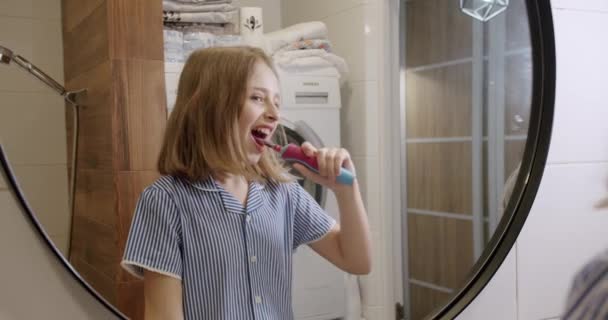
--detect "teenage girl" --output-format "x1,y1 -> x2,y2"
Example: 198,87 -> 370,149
122,46 -> 371,320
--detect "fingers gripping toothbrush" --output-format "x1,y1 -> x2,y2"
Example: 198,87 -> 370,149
256,139 -> 355,185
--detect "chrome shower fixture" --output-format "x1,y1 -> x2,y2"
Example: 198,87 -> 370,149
0,45 -> 86,105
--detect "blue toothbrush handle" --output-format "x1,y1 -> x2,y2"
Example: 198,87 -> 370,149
289,158 -> 356,186
336,167 -> 356,185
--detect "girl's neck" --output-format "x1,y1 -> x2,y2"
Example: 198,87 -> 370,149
214,172 -> 248,189
214,173 -> 249,206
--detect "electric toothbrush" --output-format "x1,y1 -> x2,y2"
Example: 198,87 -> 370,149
257,138 -> 355,185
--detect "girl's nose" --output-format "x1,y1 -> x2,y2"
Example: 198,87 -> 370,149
265,103 -> 279,121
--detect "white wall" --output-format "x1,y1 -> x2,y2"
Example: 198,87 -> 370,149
0,173 -> 121,319
456,2 -> 608,319
0,0 -> 70,255
282,0 -> 395,318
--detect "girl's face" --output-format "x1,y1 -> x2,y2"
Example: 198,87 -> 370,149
239,60 -> 281,164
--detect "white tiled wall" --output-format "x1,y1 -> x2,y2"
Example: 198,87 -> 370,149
457,2 -> 608,320
282,0 -> 392,317
0,0 -> 70,256
0,191 -> 120,319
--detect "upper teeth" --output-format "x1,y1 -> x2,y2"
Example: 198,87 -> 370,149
254,128 -> 270,135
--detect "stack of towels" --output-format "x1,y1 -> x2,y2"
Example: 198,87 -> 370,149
162,0 -> 242,63
264,21 -> 348,79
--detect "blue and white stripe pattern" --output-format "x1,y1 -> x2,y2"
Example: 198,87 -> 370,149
121,175 -> 335,320
563,249 -> 608,320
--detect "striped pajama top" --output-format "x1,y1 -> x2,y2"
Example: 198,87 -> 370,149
121,175 -> 335,320
563,249 -> 608,320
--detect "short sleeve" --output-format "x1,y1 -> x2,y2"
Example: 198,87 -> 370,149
290,182 -> 336,249
121,187 -> 183,280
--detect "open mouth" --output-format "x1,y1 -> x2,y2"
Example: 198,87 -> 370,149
251,127 -> 271,149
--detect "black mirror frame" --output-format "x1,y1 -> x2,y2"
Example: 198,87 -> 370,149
0,0 -> 554,318
427,0 -> 556,318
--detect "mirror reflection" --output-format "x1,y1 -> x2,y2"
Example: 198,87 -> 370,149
404,0 -> 531,318
0,0 -> 534,319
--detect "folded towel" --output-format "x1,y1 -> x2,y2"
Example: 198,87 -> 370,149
163,28 -> 184,62
163,1 -> 235,12
276,39 -> 333,53
273,49 -> 348,77
264,22 -> 328,54
163,10 -> 238,24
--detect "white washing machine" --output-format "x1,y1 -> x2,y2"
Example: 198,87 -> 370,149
274,67 -> 348,320
164,62 -> 348,319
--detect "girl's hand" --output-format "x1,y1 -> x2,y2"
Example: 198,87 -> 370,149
292,141 -> 357,191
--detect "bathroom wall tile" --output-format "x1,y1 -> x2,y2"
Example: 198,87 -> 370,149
0,92 -> 67,165
70,256 -> 117,305
11,164 -> 70,236
62,0 -> 105,33
282,0 -> 368,25
65,60 -> 113,171
117,281 -> 144,320
552,0 -> 608,12
455,246 -> 517,320
70,215 -> 119,281
73,169 -> 116,227
235,0 -> 282,32
359,230 -> 386,307
341,81 -> 379,157
362,305 -> 384,320
62,2 -> 109,81
107,0 -> 163,61
323,4 -> 378,82
0,17 -> 64,92
409,283 -> 451,320
517,163 -> 608,320
111,59 -> 166,171
405,63 -> 472,138
546,9 -> 608,164
407,142 -> 472,214
405,0 -> 472,68
407,213 -> 474,289
0,0 -> 61,20
350,156 -> 380,233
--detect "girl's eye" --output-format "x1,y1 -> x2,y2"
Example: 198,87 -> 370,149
251,95 -> 264,102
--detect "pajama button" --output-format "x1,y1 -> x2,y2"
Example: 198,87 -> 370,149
255,296 -> 262,304
250,256 -> 257,263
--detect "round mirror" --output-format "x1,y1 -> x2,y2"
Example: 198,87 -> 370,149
0,0 -> 555,319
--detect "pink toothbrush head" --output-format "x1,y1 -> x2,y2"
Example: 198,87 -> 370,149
254,137 -> 281,152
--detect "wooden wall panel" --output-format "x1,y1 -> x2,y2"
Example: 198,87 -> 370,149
409,283 -> 451,320
407,142 -> 472,214
112,59 -> 167,171
65,61 -> 113,171
62,0 -> 106,33
407,214 -> 474,288
62,2 -> 109,81
406,63 -> 472,138
406,0 -> 472,68
62,0 -> 166,318
107,0 -> 164,61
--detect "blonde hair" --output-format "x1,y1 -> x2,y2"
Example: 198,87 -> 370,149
158,46 -> 291,184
